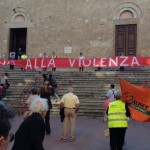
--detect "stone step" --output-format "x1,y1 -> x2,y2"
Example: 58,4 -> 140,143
1,65 -> 150,117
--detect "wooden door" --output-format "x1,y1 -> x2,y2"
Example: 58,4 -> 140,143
115,25 -> 137,56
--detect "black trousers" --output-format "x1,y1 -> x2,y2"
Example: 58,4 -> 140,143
109,128 -> 126,150
45,110 -> 51,134
52,67 -> 56,71
10,65 -> 14,70
79,67 -> 84,71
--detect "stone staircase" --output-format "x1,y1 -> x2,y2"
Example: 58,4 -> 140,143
0,66 -> 150,117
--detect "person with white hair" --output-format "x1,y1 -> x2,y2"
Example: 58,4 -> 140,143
22,87 -> 40,119
12,97 -> 48,150
106,91 -> 131,150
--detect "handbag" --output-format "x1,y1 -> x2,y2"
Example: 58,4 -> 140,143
103,128 -> 109,138
59,107 -> 65,122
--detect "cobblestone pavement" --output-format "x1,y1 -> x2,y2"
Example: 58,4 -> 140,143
8,116 -> 150,150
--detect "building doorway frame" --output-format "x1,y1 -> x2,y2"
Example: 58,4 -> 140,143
9,28 -> 27,59
115,24 -> 137,56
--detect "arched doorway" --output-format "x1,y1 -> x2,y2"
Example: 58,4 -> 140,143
115,9 -> 138,56
9,12 -> 29,59
115,24 -> 137,56
9,28 -> 27,59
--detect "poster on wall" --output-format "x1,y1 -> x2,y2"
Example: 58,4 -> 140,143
64,46 -> 72,54
9,52 -> 16,57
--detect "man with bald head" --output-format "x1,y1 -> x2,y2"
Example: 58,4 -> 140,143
60,85 -> 80,142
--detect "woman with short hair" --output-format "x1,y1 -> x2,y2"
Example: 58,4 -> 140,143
12,97 -> 48,150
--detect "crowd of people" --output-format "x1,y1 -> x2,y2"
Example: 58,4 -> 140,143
0,82 -> 131,150
0,71 -> 133,150
8,48 -> 58,71
8,51 -> 87,72
0,63 -> 82,150
8,48 -> 28,71
9,84 -> 79,150
1,57 -> 148,150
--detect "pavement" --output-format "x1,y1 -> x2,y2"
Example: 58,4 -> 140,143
8,116 -> 150,150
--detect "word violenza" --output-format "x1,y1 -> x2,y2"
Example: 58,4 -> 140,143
0,56 -> 150,70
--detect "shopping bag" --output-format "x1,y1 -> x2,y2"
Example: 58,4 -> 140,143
103,128 -> 109,138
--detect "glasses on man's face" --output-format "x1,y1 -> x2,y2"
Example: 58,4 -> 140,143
9,133 -> 15,142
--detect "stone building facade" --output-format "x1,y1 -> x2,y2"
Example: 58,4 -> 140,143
0,0 -> 149,59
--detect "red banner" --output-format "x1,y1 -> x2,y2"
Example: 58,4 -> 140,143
120,78 -> 150,122
0,56 -> 150,70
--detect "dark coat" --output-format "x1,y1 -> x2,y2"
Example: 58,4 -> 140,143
59,107 -> 65,122
40,92 -> 52,134
49,77 -> 57,88
12,113 -> 45,150
40,92 -> 52,109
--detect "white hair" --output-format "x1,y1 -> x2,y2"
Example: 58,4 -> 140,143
29,97 -> 48,113
115,91 -> 122,99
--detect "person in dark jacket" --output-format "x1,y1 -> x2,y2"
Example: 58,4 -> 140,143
0,101 -> 14,150
49,74 -> 59,99
59,107 -> 65,122
42,73 -> 49,82
40,82 -> 53,135
12,97 -> 48,150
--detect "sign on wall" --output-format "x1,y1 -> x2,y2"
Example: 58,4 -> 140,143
0,56 -> 150,70
9,52 -> 16,57
64,46 -> 72,54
